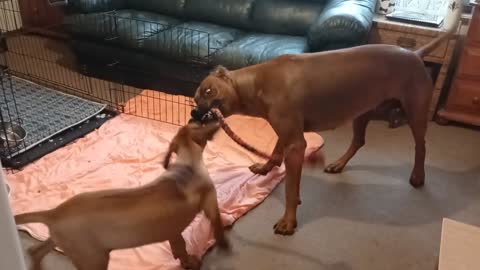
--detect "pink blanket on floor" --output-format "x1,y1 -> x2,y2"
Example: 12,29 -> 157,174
6,90 -> 324,270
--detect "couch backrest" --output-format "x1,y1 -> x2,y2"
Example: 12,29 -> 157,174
67,0 -> 128,13
251,0 -> 326,36
123,0 -> 329,36
127,0 -> 186,17
184,0 -> 255,30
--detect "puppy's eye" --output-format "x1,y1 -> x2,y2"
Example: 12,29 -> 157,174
205,88 -> 212,95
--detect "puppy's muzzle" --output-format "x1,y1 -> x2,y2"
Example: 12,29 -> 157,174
189,109 -> 218,124
189,100 -> 221,124
190,108 -> 205,122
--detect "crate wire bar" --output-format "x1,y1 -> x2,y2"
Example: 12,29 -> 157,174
0,0 -> 216,166
0,68 -> 26,159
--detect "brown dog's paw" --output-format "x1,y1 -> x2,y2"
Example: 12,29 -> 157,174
409,172 -> 425,188
249,163 -> 273,175
273,218 -> 297,235
181,255 -> 201,270
324,161 -> 345,174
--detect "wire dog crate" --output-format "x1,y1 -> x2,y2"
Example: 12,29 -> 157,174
0,0 -> 215,168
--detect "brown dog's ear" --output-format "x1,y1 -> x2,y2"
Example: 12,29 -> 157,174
211,65 -> 230,80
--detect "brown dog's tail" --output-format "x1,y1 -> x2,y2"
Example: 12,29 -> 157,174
15,210 -> 52,225
415,5 -> 462,58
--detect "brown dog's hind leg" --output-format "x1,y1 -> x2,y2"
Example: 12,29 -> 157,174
402,91 -> 430,188
249,140 -> 284,175
28,238 -> 55,270
325,111 -> 373,174
404,115 -> 428,187
170,235 -> 201,270
274,137 -> 306,235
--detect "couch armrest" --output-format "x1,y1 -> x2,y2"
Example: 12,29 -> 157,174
307,0 -> 376,51
65,0 -> 127,13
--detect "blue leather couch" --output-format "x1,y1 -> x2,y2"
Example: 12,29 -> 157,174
62,0 -> 376,94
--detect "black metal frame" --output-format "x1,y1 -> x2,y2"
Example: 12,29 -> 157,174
65,9 -> 216,96
0,64 -> 27,160
0,0 -> 208,166
66,10 -> 218,65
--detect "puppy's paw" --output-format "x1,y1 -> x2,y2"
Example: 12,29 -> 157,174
324,161 -> 346,174
273,218 -> 297,235
29,261 -> 42,270
181,255 -> 201,270
249,163 -> 273,175
217,237 -> 232,255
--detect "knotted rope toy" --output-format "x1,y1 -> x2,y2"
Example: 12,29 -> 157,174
190,108 -> 325,166
190,108 -> 273,160
211,108 -> 273,160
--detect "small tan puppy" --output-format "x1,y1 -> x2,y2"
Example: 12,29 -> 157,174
15,122 -> 230,270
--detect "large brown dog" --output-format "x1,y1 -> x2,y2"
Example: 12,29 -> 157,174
14,122 -> 229,270
191,10 -> 462,235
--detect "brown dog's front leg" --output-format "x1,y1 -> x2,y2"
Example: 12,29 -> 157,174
249,140 -> 284,175
170,235 -> 200,270
325,111 -> 372,174
274,138 -> 306,235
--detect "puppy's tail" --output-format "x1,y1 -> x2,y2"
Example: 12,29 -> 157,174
15,210 -> 52,225
415,4 -> 462,58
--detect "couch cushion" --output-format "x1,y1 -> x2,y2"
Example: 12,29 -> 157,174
212,33 -> 308,69
184,0 -> 255,30
65,10 -> 181,49
251,0 -> 324,36
144,22 -> 244,63
127,0 -> 186,17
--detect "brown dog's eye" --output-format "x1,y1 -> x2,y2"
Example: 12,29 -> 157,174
202,88 -> 217,97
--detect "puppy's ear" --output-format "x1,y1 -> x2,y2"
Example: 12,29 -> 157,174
212,65 -> 230,80
191,122 -> 221,145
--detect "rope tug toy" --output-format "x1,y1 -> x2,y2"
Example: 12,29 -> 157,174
193,108 -> 325,167
208,108 -> 273,160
